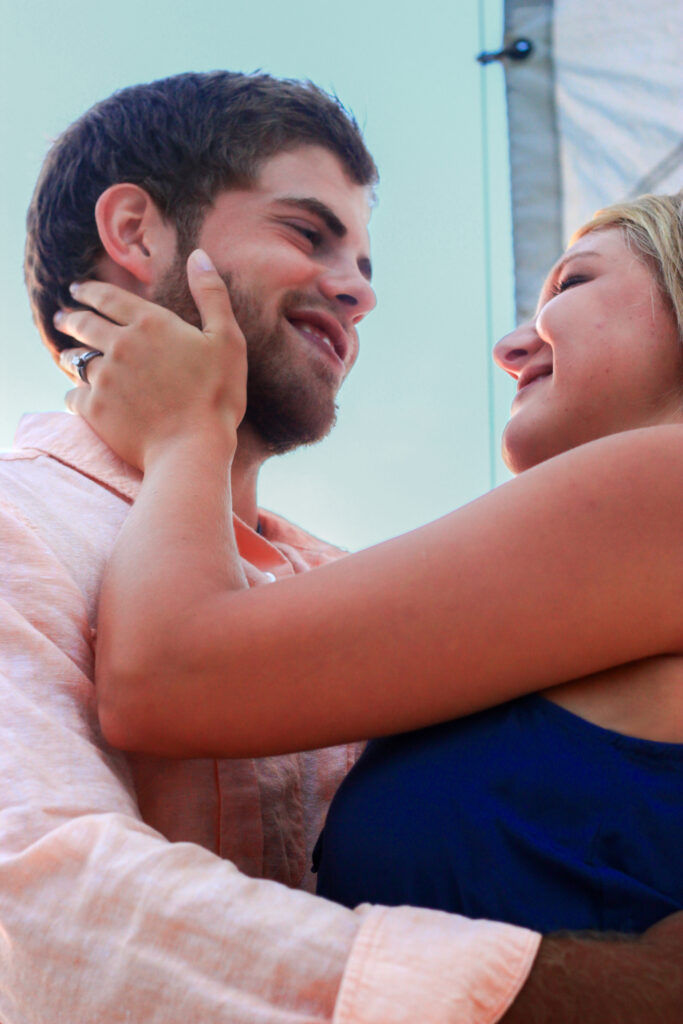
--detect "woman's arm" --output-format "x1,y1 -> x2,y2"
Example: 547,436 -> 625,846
58,268 -> 683,759
100,424 -> 683,758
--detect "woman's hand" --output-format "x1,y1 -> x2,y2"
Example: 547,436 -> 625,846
56,249 -> 247,471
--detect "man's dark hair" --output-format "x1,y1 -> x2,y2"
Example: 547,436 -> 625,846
25,70 -> 378,356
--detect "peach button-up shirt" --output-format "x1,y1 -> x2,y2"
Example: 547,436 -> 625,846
0,412 -> 539,1023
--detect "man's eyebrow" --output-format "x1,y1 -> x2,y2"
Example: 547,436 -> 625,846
274,195 -> 373,281
276,196 -> 347,237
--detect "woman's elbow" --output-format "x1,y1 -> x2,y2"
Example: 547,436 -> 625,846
95,659 -> 161,753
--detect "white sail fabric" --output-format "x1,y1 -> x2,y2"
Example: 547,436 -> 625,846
502,0 -> 683,322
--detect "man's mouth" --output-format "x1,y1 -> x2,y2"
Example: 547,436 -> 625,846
286,310 -> 350,368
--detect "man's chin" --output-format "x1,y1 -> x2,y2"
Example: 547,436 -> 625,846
243,400 -> 338,456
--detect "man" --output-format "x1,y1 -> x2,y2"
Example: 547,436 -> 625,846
1,70 -> 679,1022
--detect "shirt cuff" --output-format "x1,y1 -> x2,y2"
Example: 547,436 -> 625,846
334,905 -> 541,1024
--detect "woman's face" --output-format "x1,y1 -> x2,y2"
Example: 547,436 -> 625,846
494,227 -> 683,474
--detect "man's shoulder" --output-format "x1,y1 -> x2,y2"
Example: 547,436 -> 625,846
0,412 -> 133,574
0,414 -> 62,518
1,411 -> 140,503
7,410 -> 85,454
0,412 -> 96,510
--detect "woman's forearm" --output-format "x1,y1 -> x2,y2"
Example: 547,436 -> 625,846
96,428 -> 248,746
97,424 -> 683,758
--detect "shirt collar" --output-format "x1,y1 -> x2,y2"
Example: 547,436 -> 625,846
13,412 -> 343,569
14,412 -> 142,501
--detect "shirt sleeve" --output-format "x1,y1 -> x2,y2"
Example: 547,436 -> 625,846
0,499 -> 539,1023
337,906 -> 541,1024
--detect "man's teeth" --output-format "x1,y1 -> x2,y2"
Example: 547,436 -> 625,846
298,324 -> 333,349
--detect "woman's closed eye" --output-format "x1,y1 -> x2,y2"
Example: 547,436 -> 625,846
552,274 -> 588,295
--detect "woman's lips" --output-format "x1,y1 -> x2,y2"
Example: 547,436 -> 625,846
516,366 -> 553,393
511,366 -> 553,411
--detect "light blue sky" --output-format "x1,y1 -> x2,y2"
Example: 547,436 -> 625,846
1,0 -> 518,549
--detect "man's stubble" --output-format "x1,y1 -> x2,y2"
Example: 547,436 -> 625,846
153,252 -> 340,455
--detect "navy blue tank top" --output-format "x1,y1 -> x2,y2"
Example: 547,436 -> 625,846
313,696 -> 683,933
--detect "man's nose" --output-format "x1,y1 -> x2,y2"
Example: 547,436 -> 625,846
493,322 -> 544,379
318,261 -> 376,324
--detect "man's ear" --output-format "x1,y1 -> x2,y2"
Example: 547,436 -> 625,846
94,184 -> 177,289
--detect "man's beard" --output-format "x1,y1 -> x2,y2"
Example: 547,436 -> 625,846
153,253 -> 339,455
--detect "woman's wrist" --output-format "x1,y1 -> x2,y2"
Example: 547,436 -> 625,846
142,419 -> 239,474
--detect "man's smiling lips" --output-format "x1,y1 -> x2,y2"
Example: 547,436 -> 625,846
286,310 -> 351,370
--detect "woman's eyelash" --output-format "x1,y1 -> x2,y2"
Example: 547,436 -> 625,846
552,274 -> 587,295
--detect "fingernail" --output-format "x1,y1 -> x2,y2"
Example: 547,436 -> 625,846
69,282 -> 81,296
191,249 -> 215,272
53,310 -> 65,327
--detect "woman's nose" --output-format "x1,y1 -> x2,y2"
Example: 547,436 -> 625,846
493,322 -> 544,379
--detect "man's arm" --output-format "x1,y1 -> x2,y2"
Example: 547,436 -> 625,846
502,913 -> 683,1023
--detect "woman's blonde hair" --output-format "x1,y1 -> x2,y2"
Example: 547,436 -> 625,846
570,191 -> 683,338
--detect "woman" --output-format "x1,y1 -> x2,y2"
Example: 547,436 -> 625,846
58,192 -> 683,933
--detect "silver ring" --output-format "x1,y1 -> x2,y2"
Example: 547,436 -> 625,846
72,349 -> 104,384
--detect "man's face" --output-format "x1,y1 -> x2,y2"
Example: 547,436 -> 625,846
154,145 -> 375,454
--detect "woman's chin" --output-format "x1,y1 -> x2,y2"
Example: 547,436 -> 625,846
500,420 -> 554,476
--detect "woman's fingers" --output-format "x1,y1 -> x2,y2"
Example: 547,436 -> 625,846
54,307 -> 121,352
56,254 -> 247,466
186,249 -> 245,348
54,281 -> 184,356
59,346 -> 105,385
55,254 -> 245,364
185,250 -> 248,429
65,385 -> 88,417
67,280 -> 148,325
54,256 -> 247,471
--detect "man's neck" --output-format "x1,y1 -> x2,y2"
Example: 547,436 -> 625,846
230,422 -> 269,530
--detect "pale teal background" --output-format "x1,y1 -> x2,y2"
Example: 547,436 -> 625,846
1,0 -> 518,549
